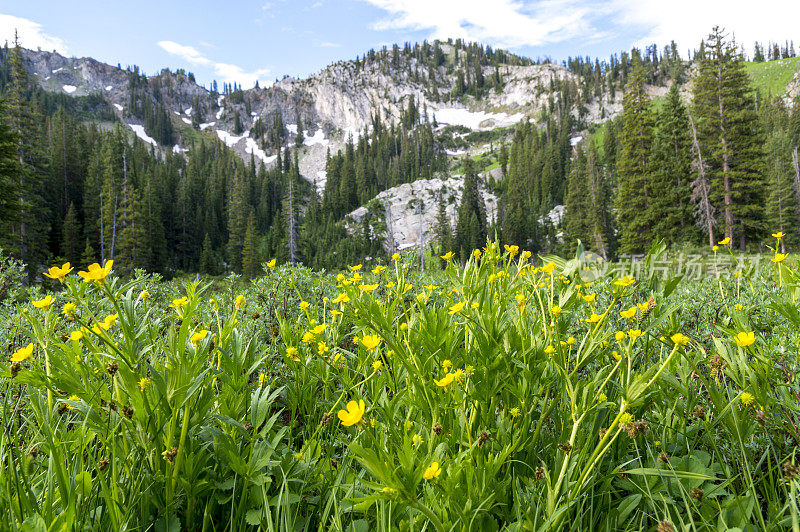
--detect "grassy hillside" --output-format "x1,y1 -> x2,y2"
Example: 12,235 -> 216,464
744,56 -> 800,97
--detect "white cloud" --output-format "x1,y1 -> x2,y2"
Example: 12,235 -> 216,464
360,0 -> 800,55
320,41 -> 341,48
158,40 -> 271,87
0,14 -> 68,53
610,0 -> 800,53
359,0 -> 600,48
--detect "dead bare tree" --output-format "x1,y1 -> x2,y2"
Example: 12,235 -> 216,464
689,115 -> 716,247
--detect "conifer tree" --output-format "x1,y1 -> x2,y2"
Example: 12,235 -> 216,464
242,211 -> 258,278
200,233 -> 217,275
0,98 -> 17,231
693,27 -> 766,249
61,202 -> 81,263
650,84 -> 695,245
454,159 -> 487,260
615,60 -> 655,254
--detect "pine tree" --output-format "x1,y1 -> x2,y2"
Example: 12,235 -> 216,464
615,60 -> 656,254
693,27 -> 766,249
61,202 -> 81,263
0,98 -> 17,230
650,84 -> 695,245
5,35 -> 49,274
585,144 -> 615,259
200,233 -> 217,274
565,146 -> 590,249
242,211 -> 258,278
434,188 -> 453,261
454,159 -> 487,260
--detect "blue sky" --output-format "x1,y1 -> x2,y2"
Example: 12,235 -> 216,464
2,1 -> 798,88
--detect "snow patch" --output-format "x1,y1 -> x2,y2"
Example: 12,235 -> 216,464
216,130 -> 276,165
286,124 -> 298,135
62,85 -> 77,94
445,149 -> 467,156
52,67 -> 64,73
184,107 -> 192,115
182,117 -> 192,124
128,124 -> 158,147
199,122 -> 215,130
105,85 -> 113,91
173,144 -> 188,154
113,104 -> 123,111
429,106 -> 524,130
570,136 -> 583,147
303,128 -> 329,147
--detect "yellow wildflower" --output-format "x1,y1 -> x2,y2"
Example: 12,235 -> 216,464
772,253 -> 787,263
361,335 -> 381,350
620,306 -> 637,319
448,301 -> 466,315
441,251 -> 454,260
671,333 -> 690,346
235,295 -> 245,309
740,392 -> 755,406
734,331 -> 755,347
541,261 -> 556,275
77,260 -> 113,283
33,295 -> 53,309
43,262 -> 73,282
191,330 -> 210,344
299,301 -> 310,310
11,343 -> 34,362
267,258 -> 276,268
423,462 -> 442,480
434,373 -> 455,387
337,399 -> 365,427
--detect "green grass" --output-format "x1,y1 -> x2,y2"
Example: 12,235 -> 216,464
744,56 -> 800,97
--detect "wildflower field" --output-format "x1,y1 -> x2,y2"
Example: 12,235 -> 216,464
3,238 -> 800,531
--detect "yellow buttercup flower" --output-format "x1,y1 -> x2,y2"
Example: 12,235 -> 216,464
43,262 -> 73,282
138,377 -> 151,392
372,359 -> 383,371
773,232 -> 786,239
77,260 -> 113,283
740,392 -> 755,406
584,312 -> 605,324
550,305 -> 562,316
628,329 -> 643,340
734,331 -> 755,347
391,253 -> 401,261
712,245 -> 719,252
11,343 -> 34,362
299,301 -> 310,310
235,295 -> 245,309
772,253 -> 787,263
33,295 -> 53,309
448,301 -> 465,315
614,276 -> 635,287
267,258 -> 276,268
541,261 -> 556,275
139,290 -> 150,301
504,244 -> 519,257
70,330 -> 84,342
423,461 -> 442,480
434,372 -> 455,387
620,306 -> 637,319
583,293 -> 596,304
191,330 -> 210,344
615,331 -> 626,342
718,237 -> 730,246
332,293 -> 350,304
286,346 -> 300,361
473,249 -> 482,259
171,297 -> 188,312
670,333 -> 689,346
337,399 -> 366,427
372,265 -> 386,274
361,335 -> 381,350
441,251 -> 454,260
359,283 -> 379,293
349,264 -> 363,272
62,302 -> 77,318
